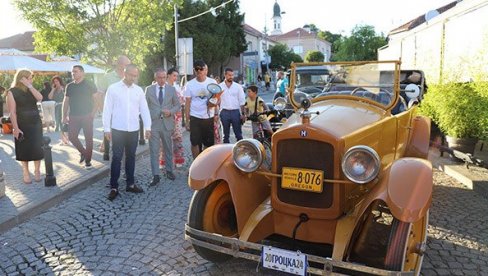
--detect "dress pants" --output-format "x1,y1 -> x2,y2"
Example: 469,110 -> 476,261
68,114 -> 93,162
149,120 -> 173,177
220,109 -> 242,143
110,129 -> 139,189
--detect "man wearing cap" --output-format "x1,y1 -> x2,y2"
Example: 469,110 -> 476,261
184,60 -> 218,158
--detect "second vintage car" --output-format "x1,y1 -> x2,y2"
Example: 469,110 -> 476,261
185,60 -> 432,275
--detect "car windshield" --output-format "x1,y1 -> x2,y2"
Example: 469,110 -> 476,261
294,66 -> 330,97
301,61 -> 399,109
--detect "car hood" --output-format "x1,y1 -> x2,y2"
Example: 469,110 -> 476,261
281,99 -> 388,138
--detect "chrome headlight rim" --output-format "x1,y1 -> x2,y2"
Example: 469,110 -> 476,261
273,97 -> 287,111
232,138 -> 265,173
341,145 -> 381,184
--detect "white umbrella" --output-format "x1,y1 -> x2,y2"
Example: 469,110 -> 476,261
48,61 -> 106,74
0,55 -> 58,72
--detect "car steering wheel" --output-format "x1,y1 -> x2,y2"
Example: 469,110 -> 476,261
350,87 -> 367,95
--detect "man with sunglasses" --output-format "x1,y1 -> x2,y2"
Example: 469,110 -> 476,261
184,60 -> 218,158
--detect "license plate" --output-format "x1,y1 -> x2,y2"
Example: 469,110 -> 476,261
262,246 -> 307,275
281,167 -> 324,193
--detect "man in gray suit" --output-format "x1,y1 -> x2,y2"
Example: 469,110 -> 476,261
146,68 -> 181,186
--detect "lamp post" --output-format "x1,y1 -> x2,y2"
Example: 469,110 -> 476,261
263,26 -> 270,74
174,0 -> 235,70
297,30 -> 301,55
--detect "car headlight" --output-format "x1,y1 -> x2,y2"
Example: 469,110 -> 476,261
341,145 -> 380,184
233,139 -> 265,172
273,97 -> 287,111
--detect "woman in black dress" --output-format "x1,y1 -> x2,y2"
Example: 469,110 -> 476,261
6,69 -> 44,184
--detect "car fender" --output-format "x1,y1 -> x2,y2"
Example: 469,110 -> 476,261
335,158 -> 432,259
188,144 -> 271,234
352,158 -> 432,223
384,157 -> 432,222
405,116 -> 431,159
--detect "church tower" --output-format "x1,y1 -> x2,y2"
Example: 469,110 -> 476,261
271,0 -> 283,35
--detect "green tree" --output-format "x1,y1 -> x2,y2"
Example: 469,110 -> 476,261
162,0 -> 247,75
333,25 -> 386,61
14,0 -> 179,68
305,23 -> 320,33
268,44 -> 303,70
318,30 -> 342,57
305,50 -> 325,62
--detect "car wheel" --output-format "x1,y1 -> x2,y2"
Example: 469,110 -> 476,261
385,211 -> 428,273
348,201 -> 428,273
188,180 -> 237,263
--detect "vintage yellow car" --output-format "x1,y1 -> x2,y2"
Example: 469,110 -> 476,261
185,60 -> 432,275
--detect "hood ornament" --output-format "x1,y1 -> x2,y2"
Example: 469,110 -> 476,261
300,99 -> 319,124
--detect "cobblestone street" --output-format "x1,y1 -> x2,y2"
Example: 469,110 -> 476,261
0,152 -> 487,275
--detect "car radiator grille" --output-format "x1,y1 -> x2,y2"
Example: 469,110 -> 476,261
276,139 -> 334,209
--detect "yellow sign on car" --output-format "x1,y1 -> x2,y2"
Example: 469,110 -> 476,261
281,167 -> 324,193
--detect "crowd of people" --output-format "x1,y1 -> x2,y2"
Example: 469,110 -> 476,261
1,56 -> 284,201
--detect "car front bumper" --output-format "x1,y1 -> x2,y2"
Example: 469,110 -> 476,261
185,224 -> 414,276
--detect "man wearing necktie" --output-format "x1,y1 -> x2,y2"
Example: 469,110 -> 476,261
145,68 -> 181,186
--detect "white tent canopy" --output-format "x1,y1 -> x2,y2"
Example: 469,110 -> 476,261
0,55 -> 106,74
0,48 -> 27,56
48,61 -> 106,74
0,55 -> 58,72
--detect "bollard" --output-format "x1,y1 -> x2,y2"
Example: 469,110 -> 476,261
0,159 -> 5,198
42,136 -> 57,187
138,116 -> 145,145
181,105 -> 185,128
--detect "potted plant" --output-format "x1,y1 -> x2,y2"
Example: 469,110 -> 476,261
420,82 -> 488,154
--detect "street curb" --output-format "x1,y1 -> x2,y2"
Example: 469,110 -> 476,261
0,146 -> 150,235
436,163 -> 488,198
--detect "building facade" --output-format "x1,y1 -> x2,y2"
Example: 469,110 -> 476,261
378,0 -> 488,83
270,27 -> 332,62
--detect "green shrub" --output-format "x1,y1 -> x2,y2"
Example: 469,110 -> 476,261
419,82 -> 488,139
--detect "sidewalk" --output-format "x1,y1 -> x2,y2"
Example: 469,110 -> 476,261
429,141 -> 488,197
0,117 -> 149,234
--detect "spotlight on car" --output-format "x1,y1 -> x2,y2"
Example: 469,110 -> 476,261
341,145 -> 381,184
233,139 -> 265,172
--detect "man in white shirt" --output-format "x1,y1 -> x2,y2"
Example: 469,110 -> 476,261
219,68 -> 245,143
102,64 -> 151,201
184,60 -> 218,158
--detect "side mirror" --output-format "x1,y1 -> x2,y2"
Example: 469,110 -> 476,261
404,84 -> 420,100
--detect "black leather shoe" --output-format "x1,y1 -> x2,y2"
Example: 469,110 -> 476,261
150,175 -> 160,186
108,189 -> 118,201
166,171 -> 176,181
126,185 -> 144,193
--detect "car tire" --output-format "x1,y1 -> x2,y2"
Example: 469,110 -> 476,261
187,181 -> 237,263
